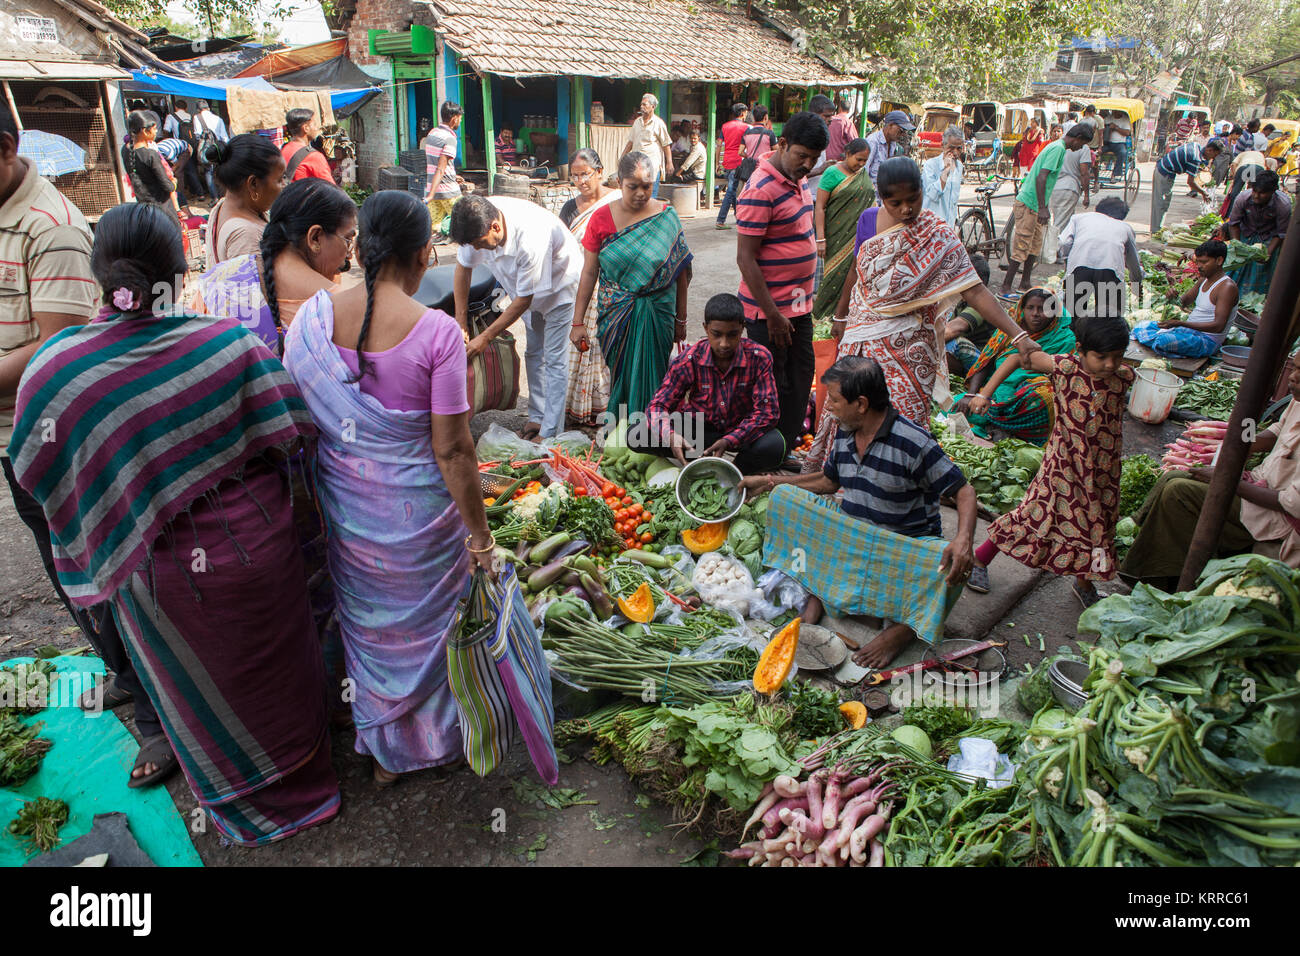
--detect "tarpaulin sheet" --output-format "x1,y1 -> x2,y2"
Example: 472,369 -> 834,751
126,70 -> 376,117
0,656 -> 203,868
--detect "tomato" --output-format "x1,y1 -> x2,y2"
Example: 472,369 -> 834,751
632,542 -> 643,550
642,513 -> 653,524
605,496 -> 619,508
640,532 -> 653,544
629,503 -> 643,517
616,489 -> 628,499
602,483 -> 617,498
574,486 -> 587,496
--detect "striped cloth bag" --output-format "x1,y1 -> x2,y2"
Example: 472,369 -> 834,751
466,310 -> 521,414
447,566 -> 559,784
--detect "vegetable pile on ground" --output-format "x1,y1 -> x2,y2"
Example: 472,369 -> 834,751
8,796 -> 68,854
0,660 -> 55,715
1174,377 -> 1239,421
0,713 -> 52,787
1160,419 -> 1226,470
1033,555 -> 1300,866
1115,454 -> 1162,557
931,414 -> 1043,514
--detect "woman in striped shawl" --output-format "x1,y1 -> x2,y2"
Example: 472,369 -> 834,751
10,203 -> 339,847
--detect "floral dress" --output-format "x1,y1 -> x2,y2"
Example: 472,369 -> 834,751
987,355 -> 1135,580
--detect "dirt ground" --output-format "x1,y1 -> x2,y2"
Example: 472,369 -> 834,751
0,165 -> 1210,865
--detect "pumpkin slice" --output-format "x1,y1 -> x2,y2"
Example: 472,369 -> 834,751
839,701 -> 868,729
617,582 -> 655,623
753,618 -> 800,695
681,521 -> 730,555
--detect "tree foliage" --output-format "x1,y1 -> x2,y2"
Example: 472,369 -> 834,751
769,0 -> 1099,101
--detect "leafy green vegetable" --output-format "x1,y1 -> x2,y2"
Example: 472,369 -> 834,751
1119,454 -> 1161,518
8,796 -> 68,854
0,714 -> 52,787
726,519 -> 761,556
784,682 -> 843,739
931,414 -> 1042,514
1175,376 -> 1239,420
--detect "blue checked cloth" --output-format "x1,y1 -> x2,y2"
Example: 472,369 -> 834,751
762,485 -> 962,644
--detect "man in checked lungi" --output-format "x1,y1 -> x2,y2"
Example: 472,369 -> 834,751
741,356 -> 978,668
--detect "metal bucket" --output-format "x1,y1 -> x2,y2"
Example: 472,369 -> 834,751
657,182 -> 697,218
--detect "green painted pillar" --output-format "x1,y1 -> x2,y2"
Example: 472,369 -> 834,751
482,75 -> 496,195
706,82 -> 717,210
758,85 -> 771,110
859,81 -> 870,132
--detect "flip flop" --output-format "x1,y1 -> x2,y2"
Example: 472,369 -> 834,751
127,733 -> 179,789
80,676 -> 133,712
1072,582 -> 1102,609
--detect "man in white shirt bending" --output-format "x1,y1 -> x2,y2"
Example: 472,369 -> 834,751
450,195 -> 584,439
1059,196 -> 1143,326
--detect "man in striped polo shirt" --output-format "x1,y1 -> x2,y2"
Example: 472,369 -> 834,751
1151,138 -> 1223,233
736,110 -> 828,461
743,356 -> 978,667
425,100 -> 464,233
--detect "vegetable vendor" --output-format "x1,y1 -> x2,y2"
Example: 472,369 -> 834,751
1122,361 -> 1300,586
943,254 -> 995,375
634,293 -> 784,474
742,356 -> 979,668
1057,196 -> 1143,324
952,287 -> 1076,446
1150,138 -> 1223,234
1226,170 -> 1290,296
1132,239 -> 1237,359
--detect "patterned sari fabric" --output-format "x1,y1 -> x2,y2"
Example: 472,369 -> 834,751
987,354 -> 1135,580
957,288 -> 1076,445
595,205 -> 693,417
805,210 -> 977,472
283,292 -> 468,774
811,168 -> 874,322
193,252 -> 342,684
10,308 -> 338,847
565,191 -> 616,425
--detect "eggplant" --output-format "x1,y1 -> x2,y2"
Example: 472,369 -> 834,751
515,540 -> 533,561
561,570 -> 582,588
529,531 -> 572,565
551,538 -> 590,563
579,572 -> 613,620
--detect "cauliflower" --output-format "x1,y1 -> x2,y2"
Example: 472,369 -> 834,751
1124,746 -> 1151,772
1044,766 -> 1065,799
513,484 -> 570,523
1212,579 -> 1282,606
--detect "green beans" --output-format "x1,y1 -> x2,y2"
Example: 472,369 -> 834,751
686,473 -> 731,520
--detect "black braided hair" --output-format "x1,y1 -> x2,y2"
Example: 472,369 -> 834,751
90,203 -> 186,313
258,178 -> 355,336
350,189 -> 432,383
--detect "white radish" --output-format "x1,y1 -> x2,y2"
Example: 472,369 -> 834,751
780,857 -> 796,867
836,801 -> 878,846
867,840 -> 885,867
772,774 -> 804,798
821,772 -> 842,830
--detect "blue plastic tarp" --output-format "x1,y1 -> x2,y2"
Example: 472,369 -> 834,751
126,70 -> 375,113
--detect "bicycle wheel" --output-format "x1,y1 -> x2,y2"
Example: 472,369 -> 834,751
957,209 -> 992,255
1124,164 -> 1140,205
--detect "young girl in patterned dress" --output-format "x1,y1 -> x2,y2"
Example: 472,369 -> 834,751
966,318 -> 1134,608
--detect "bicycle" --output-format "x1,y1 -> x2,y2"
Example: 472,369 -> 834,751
956,174 -> 1020,265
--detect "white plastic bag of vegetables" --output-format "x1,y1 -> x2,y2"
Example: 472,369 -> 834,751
692,551 -> 763,617
476,422 -> 543,463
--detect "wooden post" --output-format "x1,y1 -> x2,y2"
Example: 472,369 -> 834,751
482,73 -> 496,195
705,82 -> 717,210
1178,202 -> 1300,590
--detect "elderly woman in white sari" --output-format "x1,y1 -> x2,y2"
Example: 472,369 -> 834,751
558,148 -> 616,425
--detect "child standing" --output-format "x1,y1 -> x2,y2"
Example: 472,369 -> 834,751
966,318 -> 1133,607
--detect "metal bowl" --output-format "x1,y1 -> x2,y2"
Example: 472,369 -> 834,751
790,624 -> 848,671
1233,308 -> 1259,335
1220,345 -> 1251,369
675,456 -> 745,524
1049,659 -> 1090,711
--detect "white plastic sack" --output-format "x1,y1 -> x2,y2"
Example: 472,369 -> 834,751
476,422 -> 543,463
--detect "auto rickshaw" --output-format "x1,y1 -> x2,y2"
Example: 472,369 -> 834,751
1090,97 -> 1144,205
916,102 -> 962,159
1259,117 -> 1299,188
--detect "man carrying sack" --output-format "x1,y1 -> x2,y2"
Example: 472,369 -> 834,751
450,195 -> 583,439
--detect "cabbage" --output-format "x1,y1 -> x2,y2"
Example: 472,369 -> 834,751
726,519 -> 762,556
891,725 -> 933,758
1012,446 -> 1043,476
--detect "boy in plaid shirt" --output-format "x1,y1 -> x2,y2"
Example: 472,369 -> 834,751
638,293 -> 784,474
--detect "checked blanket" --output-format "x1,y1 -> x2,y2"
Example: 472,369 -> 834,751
762,484 -> 961,644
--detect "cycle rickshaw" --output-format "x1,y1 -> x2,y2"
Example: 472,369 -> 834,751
1090,97 -> 1142,205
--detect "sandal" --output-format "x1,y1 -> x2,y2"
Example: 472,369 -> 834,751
967,565 -> 991,594
1072,582 -> 1102,609
127,733 -> 179,789
80,676 -> 133,712
373,759 -> 401,789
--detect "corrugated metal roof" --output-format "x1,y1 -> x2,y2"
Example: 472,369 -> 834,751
421,0 -> 862,86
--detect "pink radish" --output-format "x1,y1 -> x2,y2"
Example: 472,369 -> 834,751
821,771 -> 843,830
772,774 -> 804,798
867,840 -> 885,867
762,797 -> 809,833
806,773 -> 825,830
763,829 -> 794,855
724,846 -> 757,860
836,801 -> 878,844
850,822 -> 871,864
742,790 -> 781,839
780,857 -> 796,867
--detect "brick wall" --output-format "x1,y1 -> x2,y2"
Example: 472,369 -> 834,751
347,0 -> 423,66
354,86 -> 395,188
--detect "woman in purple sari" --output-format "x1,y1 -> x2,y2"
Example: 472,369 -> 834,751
283,190 -> 495,787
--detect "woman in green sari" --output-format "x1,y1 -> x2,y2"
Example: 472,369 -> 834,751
571,151 -> 693,417
812,138 -> 873,323
952,287 -> 1075,445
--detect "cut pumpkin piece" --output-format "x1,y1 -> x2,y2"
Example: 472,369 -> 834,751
839,701 -> 868,729
616,582 -> 655,623
681,521 -> 729,554
753,618 -> 800,695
